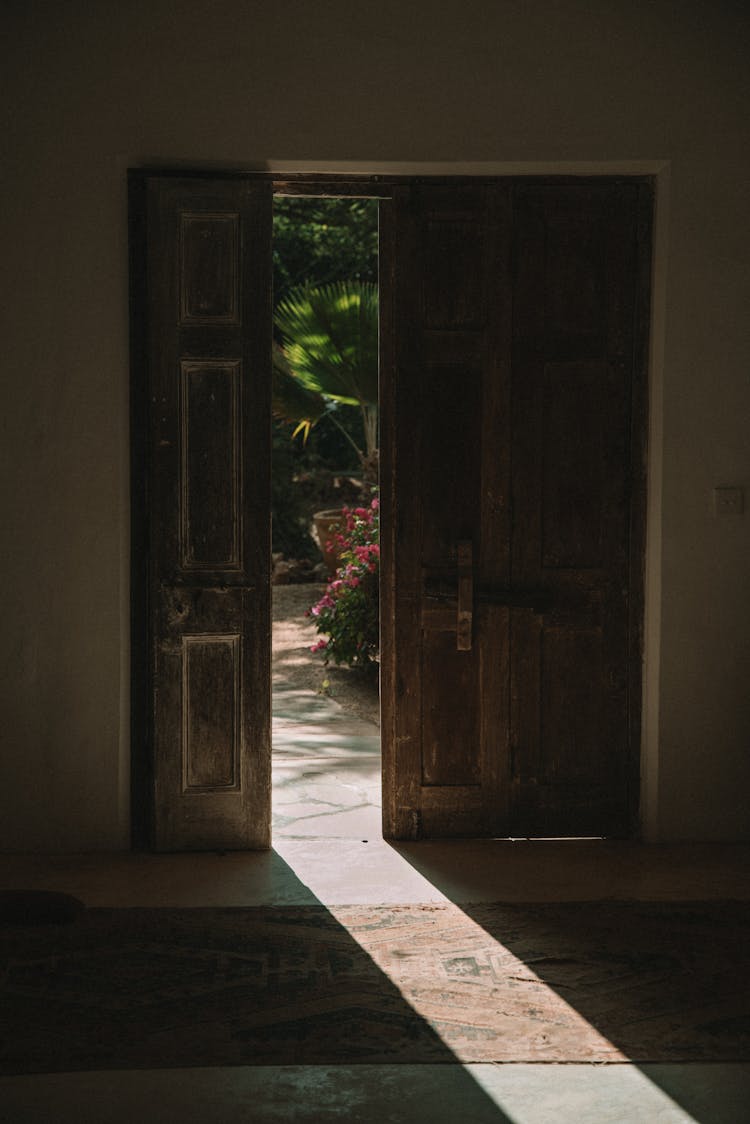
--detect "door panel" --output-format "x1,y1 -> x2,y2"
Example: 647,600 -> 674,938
145,176 -> 272,850
382,179 -> 650,840
382,183 -> 513,838
510,183 -> 641,837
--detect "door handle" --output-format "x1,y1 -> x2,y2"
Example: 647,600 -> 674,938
423,548 -> 551,646
457,540 -> 473,651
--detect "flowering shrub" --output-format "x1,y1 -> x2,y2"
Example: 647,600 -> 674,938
307,494 -> 380,674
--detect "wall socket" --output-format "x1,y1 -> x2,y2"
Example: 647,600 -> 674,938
713,486 -> 745,516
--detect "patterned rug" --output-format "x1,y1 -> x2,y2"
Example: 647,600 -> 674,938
2,901 -> 749,1074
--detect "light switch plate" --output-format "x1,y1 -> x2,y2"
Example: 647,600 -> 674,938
714,486 -> 745,515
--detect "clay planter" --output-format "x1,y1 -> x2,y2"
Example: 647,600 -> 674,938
312,508 -> 347,575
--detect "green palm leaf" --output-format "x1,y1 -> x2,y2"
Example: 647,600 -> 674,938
272,342 -> 327,442
274,281 -> 379,407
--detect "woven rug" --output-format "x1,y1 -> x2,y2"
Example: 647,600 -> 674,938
2,901 -> 749,1074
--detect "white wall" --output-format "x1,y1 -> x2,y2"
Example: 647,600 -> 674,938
2,0 -> 748,848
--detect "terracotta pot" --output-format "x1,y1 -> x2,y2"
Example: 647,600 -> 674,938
312,508 -> 347,574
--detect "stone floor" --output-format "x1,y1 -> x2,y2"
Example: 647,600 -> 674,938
272,684 -> 383,845
2,670 -> 750,1121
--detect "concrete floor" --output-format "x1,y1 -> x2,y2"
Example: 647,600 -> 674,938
2,683 -> 749,1122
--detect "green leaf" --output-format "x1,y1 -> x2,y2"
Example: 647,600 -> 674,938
272,341 -> 327,433
274,281 -> 379,408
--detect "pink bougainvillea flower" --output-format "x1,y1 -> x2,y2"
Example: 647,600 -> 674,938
307,489 -> 380,672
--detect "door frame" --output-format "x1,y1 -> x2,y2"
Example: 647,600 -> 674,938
128,169 -> 653,849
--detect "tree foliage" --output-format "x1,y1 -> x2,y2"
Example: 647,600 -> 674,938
271,198 -> 379,557
273,197 -> 378,307
274,282 -> 379,460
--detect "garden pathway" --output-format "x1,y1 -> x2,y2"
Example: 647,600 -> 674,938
271,584 -> 381,842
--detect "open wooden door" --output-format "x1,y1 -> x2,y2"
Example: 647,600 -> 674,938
142,175 -> 272,850
380,182 -> 513,839
381,178 -> 651,840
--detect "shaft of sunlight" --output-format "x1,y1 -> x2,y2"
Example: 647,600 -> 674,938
275,842 -> 704,1123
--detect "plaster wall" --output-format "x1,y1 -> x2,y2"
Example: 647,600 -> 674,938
1,0 -> 748,848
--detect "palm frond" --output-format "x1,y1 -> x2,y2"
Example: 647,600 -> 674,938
274,281 -> 379,407
272,342 -> 327,437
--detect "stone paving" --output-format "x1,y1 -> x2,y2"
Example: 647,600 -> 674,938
271,681 -> 382,842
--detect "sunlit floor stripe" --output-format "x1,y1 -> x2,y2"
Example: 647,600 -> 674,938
466,1063 -> 704,1124
325,898 -> 631,1063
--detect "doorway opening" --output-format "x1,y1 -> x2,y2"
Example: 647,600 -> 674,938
269,194 -> 382,844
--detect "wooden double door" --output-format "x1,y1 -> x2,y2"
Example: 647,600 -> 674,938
133,173 -> 651,849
